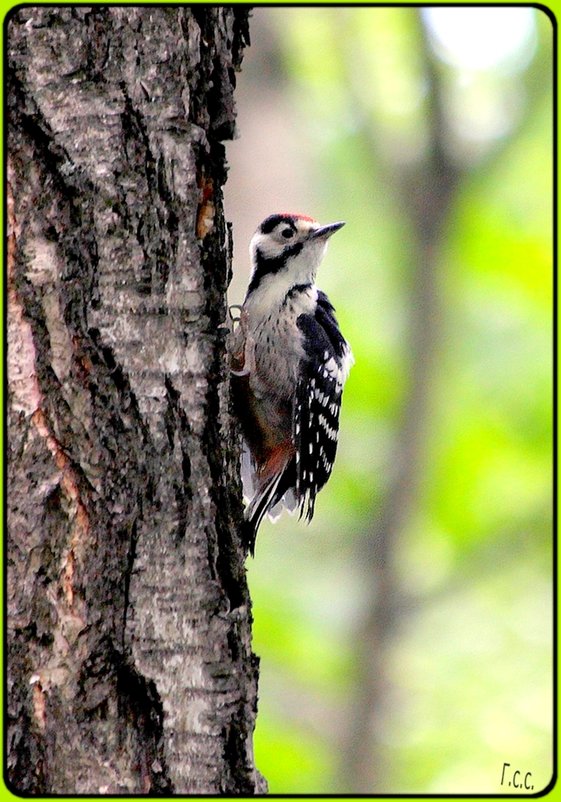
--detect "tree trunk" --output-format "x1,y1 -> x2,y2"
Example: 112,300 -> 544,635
7,7 -> 265,794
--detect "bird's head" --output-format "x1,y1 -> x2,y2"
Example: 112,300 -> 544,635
247,213 -> 345,297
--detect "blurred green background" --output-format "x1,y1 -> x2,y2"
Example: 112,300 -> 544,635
224,7 -> 554,795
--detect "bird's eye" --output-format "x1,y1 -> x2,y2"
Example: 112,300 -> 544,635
281,228 -> 294,239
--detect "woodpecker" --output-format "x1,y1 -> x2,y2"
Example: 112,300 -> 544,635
230,213 -> 353,554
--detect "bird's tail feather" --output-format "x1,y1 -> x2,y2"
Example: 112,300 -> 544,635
242,458 -> 298,556
243,471 -> 285,555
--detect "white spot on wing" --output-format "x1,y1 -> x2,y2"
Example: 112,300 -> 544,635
339,344 -> 354,385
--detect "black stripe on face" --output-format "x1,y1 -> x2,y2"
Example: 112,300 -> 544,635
259,214 -> 298,235
287,283 -> 312,299
247,242 -> 304,294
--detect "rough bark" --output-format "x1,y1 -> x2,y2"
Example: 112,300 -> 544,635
7,6 -> 265,795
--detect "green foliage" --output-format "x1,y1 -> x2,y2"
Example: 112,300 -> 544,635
237,6 -> 553,794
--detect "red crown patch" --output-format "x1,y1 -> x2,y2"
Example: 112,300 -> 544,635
278,212 -> 317,223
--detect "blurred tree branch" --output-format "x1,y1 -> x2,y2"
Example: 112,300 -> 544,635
339,12 -> 460,792
339,8 -> 552,793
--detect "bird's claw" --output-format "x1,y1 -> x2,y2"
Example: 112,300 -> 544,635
229,304 -> 243,324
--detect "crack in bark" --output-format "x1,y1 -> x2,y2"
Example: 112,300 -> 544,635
163,375 -> 193,545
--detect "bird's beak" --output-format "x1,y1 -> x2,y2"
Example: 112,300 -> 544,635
308,221 -> 345,240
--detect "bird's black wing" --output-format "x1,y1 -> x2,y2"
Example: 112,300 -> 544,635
292,292 -> 352,521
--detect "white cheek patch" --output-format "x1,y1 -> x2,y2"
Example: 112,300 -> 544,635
250,232 -> 283,261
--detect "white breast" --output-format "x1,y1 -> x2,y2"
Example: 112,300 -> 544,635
244,285 -> 318,401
